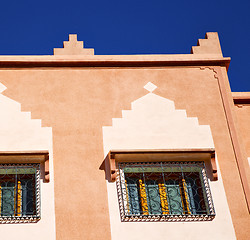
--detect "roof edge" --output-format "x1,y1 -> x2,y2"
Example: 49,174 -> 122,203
0,55 -> 231,70
232,92 -> 250,104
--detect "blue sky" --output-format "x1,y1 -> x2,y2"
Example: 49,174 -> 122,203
0,0 -> 249,91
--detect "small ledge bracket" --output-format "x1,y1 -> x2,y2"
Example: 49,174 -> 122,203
0,151 -> 50,182
107,149 -> 217,182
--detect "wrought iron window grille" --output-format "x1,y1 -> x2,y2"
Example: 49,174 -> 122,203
117,161 -> 215,222
0,164 -> 40,224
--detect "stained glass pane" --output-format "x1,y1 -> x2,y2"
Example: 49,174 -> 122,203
165,181 -> 183,215
0,165 -> 39,219
146,181 -> 162,215
1,183 -> 15,216
126,179 -> 141,215
119,161 -> 215,221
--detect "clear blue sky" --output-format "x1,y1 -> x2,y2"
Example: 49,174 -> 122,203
0,0 -> 249,91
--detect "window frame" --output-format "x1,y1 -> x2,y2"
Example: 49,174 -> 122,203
0,151 -> 49,224
0,163 -> 41,223
117,161 -> 215,222
106,149 -> 217,222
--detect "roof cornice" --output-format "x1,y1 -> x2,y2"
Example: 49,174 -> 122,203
0,55 -> 230,70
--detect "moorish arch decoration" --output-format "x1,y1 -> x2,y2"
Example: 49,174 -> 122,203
102,82 -> 217,181
0,82 -> 51,182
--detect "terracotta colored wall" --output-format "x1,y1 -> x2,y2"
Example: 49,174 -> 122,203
234,105 -> 250,157
0,66 -> 249,239
233,103 -> 250,210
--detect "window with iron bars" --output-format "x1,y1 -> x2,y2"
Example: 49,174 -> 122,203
0,164 -> 40,223
117,161 -> 215,221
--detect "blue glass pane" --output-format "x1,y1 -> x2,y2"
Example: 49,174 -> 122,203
1,182 -> 15,216
126,180 -> 141,215
21,179 -> 35,215
185,181 -> 196,214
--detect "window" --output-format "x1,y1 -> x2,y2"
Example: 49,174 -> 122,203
0,164 -> 40,223
117,161 -> 215,221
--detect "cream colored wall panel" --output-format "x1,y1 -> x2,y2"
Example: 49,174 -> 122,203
103,83 -> 236,240
0,83 -> 56,240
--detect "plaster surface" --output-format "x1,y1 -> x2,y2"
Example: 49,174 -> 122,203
0,66 -> 248,239
234,105 -> 250,163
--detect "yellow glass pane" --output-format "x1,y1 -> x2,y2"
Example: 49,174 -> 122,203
158,183 -> 169,214
182,179 -> 191,214
139,179 -> 148,215
125,180 -> 130,214
17,181 -> 22,216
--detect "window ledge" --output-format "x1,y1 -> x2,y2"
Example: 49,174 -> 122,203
0,151 -> 50,182
107,149 -> 217,182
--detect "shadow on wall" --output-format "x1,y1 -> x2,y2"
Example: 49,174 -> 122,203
99,154 -> 112,182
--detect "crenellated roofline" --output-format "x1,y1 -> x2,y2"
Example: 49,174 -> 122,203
0,32 -> 230,70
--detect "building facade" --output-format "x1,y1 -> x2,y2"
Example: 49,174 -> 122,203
0,32 -> 249,239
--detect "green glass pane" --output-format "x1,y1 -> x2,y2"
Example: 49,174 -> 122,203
166,182 -> 183,215
146,182 -> 162,215
0,167 -> 36,175
124,166 -> 201,173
